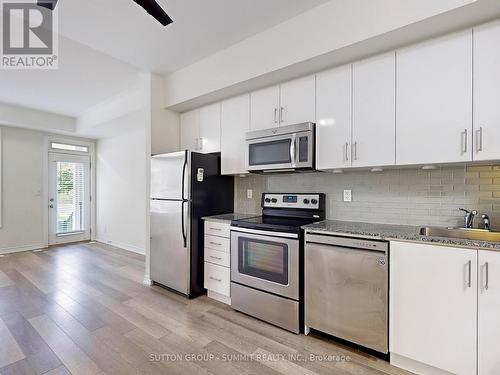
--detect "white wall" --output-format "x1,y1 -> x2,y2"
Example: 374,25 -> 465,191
163,0 -> 497,110
0,127 -> 47,253
94,110 -> 149,255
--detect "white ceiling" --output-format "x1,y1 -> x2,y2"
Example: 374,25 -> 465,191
0,0 -> 329,119
57,0 -> 331,74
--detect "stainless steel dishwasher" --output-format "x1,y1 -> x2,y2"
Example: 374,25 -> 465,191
304,233 -> 389,354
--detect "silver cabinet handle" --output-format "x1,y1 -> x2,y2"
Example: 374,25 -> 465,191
467,260 -> 472,288
209,227 -> 222,231
354,141 -> 358,161
274,108 -> 278,124
280,107 -> 284,123
209,255 -> 222,260
485,261 -> 489,290
462,129 -> 468,154
476,127 -> 483,152
345,142 -> 349,161
209,242 -> 222,246
209,276 -> 222,282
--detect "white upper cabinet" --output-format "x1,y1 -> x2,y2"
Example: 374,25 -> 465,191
180,109 -> 200,151
316,65 -> 352,170
474,20 -> 500,162
478,250 -> 500,375
396,30 -> 473,165
199,103 -> 221,153
352,52 -> 396,167
390,241 -> 477,375
220,94 -> 250,175
279,75 -> 316,126
250,85 -> 280,131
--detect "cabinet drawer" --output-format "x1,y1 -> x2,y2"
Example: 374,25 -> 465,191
204,221 -> 230,238
204,235 -> 230,253
205,248 -> 230,267
204,262 -> 230,297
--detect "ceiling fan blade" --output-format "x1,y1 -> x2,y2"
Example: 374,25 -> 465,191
133,0 -> 173,26
37,0 -> 58,10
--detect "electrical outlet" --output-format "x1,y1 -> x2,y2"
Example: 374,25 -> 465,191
343,190 -> 352,202
247,189 -> 253,199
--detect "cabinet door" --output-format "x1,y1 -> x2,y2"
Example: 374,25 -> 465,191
180,109 -> 200,151
199,103 -> 221,153
396,30 -> 473,165
474,20 -> 500,161
352,52 -> 395,168
221,94 -> 250,175
478,250 -> 500,375
250,85 -> 280,131
390,241 -> 477,375
279,75 -> 315,126
315,65 -> 352,170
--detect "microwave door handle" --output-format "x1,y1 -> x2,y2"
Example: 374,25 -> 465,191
290,135 -> 297,165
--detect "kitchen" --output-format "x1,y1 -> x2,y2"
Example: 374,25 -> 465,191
1,1 -> 500,375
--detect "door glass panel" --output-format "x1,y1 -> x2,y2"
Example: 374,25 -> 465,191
56,161 -> 86,234
248,139 -> 291,166
238,237 -> 288,284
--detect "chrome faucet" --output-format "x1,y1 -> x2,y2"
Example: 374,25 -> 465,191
481,214 -> 491,231
459,208 -> 477,229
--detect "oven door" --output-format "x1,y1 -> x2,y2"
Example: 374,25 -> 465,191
246,131 -> 313,172
231,227 -> 299,300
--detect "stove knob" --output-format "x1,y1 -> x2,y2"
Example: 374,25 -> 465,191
311,199 -> 318,205
303,199 -> 310,204
264,198 -> 271,203
271,198 -> 278,203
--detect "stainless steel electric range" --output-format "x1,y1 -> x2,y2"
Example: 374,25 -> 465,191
230,193 -> 325,334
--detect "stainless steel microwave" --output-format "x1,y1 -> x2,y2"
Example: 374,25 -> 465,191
246,122 -> 315,173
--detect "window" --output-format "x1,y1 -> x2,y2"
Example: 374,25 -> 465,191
50,142 -> 88,153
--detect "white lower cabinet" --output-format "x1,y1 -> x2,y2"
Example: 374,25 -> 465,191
478,250 -> 500,375
390,241 -> 477,375
204,221 -> 231,304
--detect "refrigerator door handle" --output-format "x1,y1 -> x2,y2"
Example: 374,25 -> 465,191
181,150 -> 188,201
181,200 -> 187,248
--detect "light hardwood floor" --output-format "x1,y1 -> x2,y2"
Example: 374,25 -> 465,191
0,242 -> 411,375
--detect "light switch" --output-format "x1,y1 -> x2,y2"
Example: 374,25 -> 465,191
247,189 -> 253,199
343,190 -> 352,202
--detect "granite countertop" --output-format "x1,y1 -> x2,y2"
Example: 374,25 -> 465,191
202,213 -> 259,224
303,220 -> 500,251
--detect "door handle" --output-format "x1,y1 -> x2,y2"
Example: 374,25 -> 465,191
181,201 -> 187,248
467,260 -> 472,288
345,142 -> 349,161
485,262 -> 489,290
209,256 -> 222,260
354,141 -> 358,161
274,108 -> 278,124
209,276 -> 222,282
476,127 -> 483,152
462,129 -> 468,154
280,107 -> 284,123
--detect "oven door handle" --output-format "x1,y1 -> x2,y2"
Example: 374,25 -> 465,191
230,226 -> 298,239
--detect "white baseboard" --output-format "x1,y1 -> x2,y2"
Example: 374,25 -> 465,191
0,243 -> 48,255
207,290 -> 231,305
391,353 -> 453,375
143,275 -> 152,286
94,238 -> 145,255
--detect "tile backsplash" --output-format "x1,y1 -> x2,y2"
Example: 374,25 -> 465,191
235,165 -> 500,230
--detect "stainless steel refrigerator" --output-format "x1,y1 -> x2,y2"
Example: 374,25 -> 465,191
150,151 -> 234,298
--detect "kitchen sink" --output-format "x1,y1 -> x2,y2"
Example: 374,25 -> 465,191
420,227 -> 500,243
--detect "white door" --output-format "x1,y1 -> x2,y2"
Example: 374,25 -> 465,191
390,241 -> 477,375
250,85 -> 280,131
316,65 -> 352,170
396,30 -> 473,165
478,250 -> 500,375
180,109 -> 200,151
199,103 -> 221,153
279,75 -> 315,126
48,153 -> 91,245
221,94 -> 250,175
473,20 -> 500,161
352,52 -> 396,168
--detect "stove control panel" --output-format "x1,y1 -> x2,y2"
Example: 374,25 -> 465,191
263,193 -> 322,210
